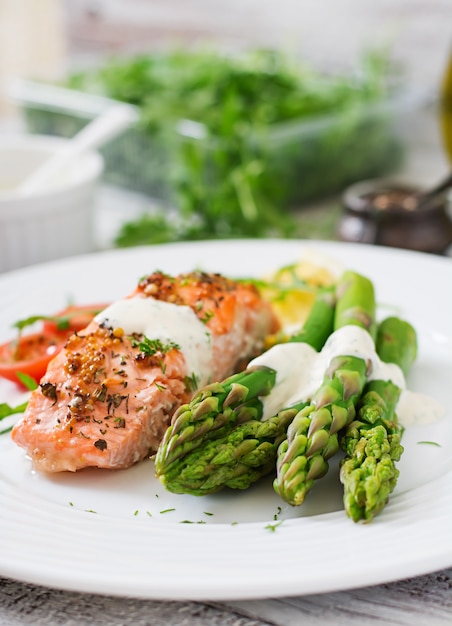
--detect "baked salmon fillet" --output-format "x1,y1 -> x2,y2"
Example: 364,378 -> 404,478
11,271 -> 279,472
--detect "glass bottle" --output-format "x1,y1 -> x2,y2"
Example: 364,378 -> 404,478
439,46 -> 452,161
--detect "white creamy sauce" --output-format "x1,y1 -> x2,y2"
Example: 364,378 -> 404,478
396,390 -> 445,426
94,297 -> 444,427
249,325 -> 444,425
250,342 -> 319,418
95,297 -> 212,385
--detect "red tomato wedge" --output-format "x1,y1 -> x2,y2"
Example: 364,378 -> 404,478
0,332 -> 69,387
0,303 -> 110,388
42,303 -> 110,335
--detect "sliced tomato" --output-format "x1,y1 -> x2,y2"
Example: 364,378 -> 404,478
42,303 -> 109,335
0,331 -> 69,387
0,303 -> 110,388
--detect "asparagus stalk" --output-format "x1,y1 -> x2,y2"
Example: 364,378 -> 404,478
155,286 -> 336,487
273,270 -> 375,506
334,270 -> 377,340
155,367 -> 277,472
339,316 -> 417,522
158,403 -> 308,495
288,286 -> 336,351
376,316 -> 417,377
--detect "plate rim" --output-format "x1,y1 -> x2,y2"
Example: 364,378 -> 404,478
0,238 -> 451,600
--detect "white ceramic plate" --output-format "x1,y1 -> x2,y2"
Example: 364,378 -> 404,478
0,240 -> 451,601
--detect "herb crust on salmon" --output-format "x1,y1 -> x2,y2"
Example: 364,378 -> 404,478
11,271 -> 279,472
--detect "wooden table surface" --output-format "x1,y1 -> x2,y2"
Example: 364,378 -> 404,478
1,567 -> 451,625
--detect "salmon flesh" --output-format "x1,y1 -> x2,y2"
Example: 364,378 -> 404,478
11,271 -> 279,472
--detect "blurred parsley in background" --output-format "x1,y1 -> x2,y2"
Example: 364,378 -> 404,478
26,47 -> 403,245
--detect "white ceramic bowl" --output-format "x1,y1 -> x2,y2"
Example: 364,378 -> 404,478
0,135 -> 104,273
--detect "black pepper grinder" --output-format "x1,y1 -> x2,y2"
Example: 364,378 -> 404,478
337,178 -> 452,255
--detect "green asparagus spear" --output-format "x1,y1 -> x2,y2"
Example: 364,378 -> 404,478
334,270 -> 377,339
155,366 -> 277,472
376,316 -> 417,377
339,316 -> 417,522
273,270 -> 376,506
155,286 -> 336,486
158,403 -> 308,495
289,286 -> 336,350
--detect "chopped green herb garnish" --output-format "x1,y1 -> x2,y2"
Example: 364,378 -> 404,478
265,520 -> 284,532
417,441 -> 441,447
93,384 -> 108,402
40,382 -> 57,403
184,372 -> 199,393
130,335 -> 180,356
113,417 -> 126,429
199,310 -> 214,324
240,273 -> 314,294
273,506 -> 282,520
160,508 -> 176,514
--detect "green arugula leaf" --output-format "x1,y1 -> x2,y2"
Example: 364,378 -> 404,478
0,400 -> 28,421
12,314 -> 55,331
16,372 -> 39,391
12,306 -> 105,333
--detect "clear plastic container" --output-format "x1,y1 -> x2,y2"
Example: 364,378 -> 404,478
9,79 -> 428,209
